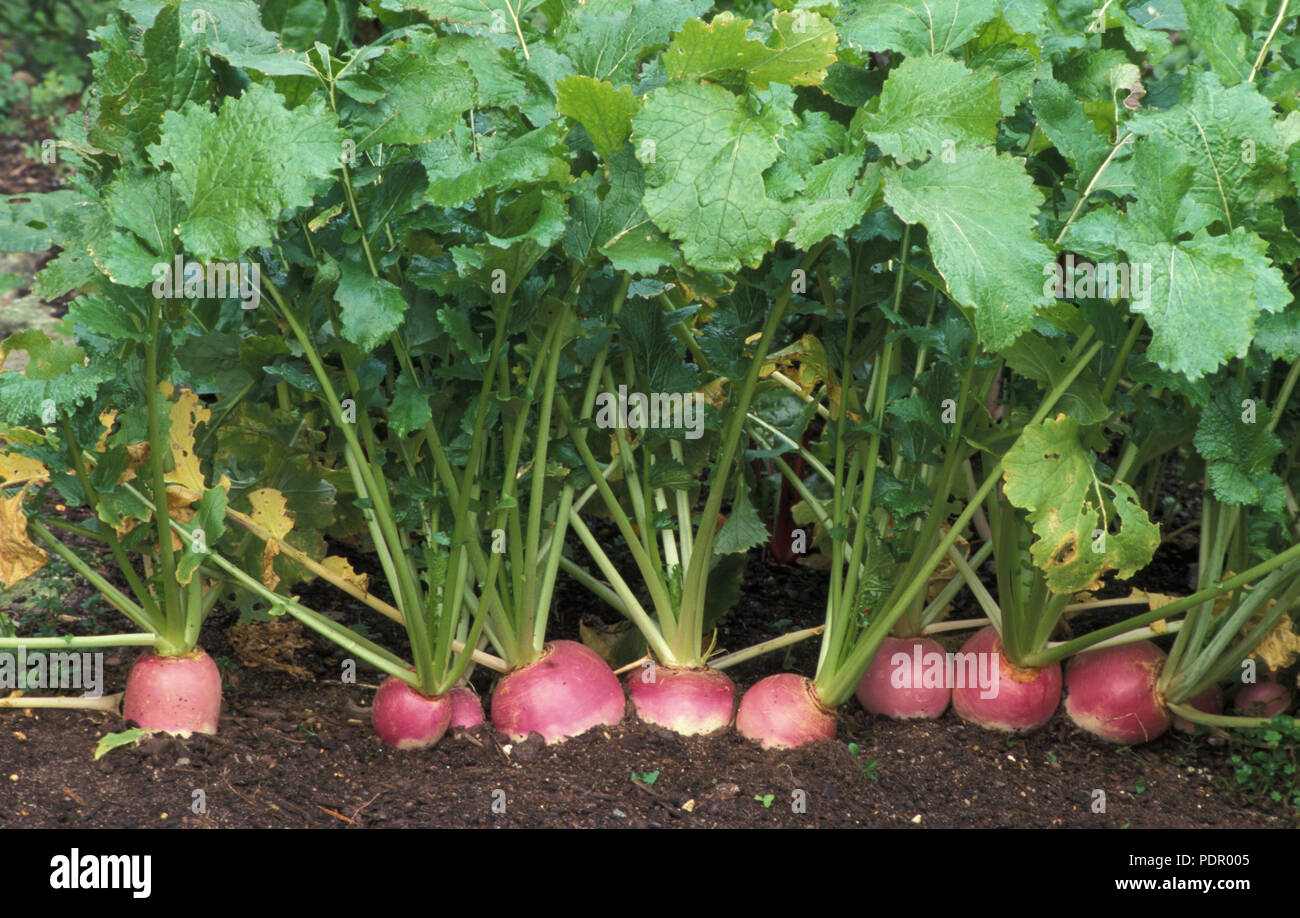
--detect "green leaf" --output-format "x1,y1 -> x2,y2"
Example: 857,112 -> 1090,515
178,486 -> 228,584
883,148 -> 1053,349
861,56 -> 1001,164
562,0 -> 712,86
334,261 -> 408,352
1126,72 -> 1290,234
0,332 -> 111,426
99,172 -> 187,286
1002,415 -> 1160,593
786,157 -> 881,249
94,727 -> 157,760
1000,335 -> 1108,425
837,0 -> 1000,57
403,0 -> 545,34
149,84 -> 344,259
616,297 -> 699,395
556,75 -> 639,160
88,3 -> 214,158
714,480 -> 768,555
340,31 -> 474,150
421,121 -> 568,208
1182,0 -> 1250,86
389,368 -> 432,439
1032,77 -> 1131,196
1125,229 -> 1290,380
437,306 -> 488,364
0,191 -> 84,253
1193,379 -> 1285,512
663,11 -> 837,89
1256,304 -> 1300,361
633,81 -> 791,272
565,148 -> 678,273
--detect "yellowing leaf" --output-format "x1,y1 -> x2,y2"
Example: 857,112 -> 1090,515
164,386 -> 211,506
1250,606 -> 1300,671
96,410 -> 117,451
247,488 -> 294,590
0,493 -> 48,589
0,451 -> 48,489
321,555 -> 368,593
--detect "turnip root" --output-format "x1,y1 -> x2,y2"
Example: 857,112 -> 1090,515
490,640 -> 624,743
372,676 -> 452,749
626,664 -> 734,735
951,627 -> 1060,733
123,648 -> 222,736
855,635 -> 950,720
1232,679 -> 1293,717
448,685 -> 485,729
1172,684 -> 1223,733
735,672 -> 836,749
1063,641 -> 1170,744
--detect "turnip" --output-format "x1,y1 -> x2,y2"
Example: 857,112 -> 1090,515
1063,640 -> 1171,744
449,685 -> 485,729
561,255 -> 830,739
372,676 -> 452,749
735,673 -> 836,749
951,626 -> 1061,733
491,640 -> 625,743
855,635 -> 951,720
1232,679 -> 1293,717
1172,684 -> 1222,733
123,648 -> 222,736
627,664 -> 734,735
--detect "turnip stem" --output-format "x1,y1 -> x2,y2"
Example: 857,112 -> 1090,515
0,692 -> 122,712
0,634 -> 156,648
922,618 -> 990,635
709,626 -> 824,671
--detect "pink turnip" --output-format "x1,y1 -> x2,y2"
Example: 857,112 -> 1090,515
448,685 -> 485,729
735,672 -> 837,749
951,626 -> 1060,733
855,635 -> 950,720
372,676 -> 452,749
1172,684 -> 1223,733
1232,679 -> 1293,717
123,648 -> 222,736
490,640 -> 625,743
1063,641 -> 1171,744
627,664 -> 734,735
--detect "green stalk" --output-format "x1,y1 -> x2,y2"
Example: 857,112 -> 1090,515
265,281 -> 434,690
1035,541 -> 1300,664
0,634 -> 157,649
58,416 -> 161,625
144,296 -> 184,652
814,340 -> 1104,706
27,521 -> 162,645
679,244 -> 827,657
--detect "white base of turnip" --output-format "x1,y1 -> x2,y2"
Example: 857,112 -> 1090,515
490,640 -> 624,743
735,673 -> 836,749
1063,640 -> 1171,744
626,665 -> 734,735
856,635 -> 951,720
372,676 -> 453,749
123,648 -> 222,737
951,627 -> 1060,734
